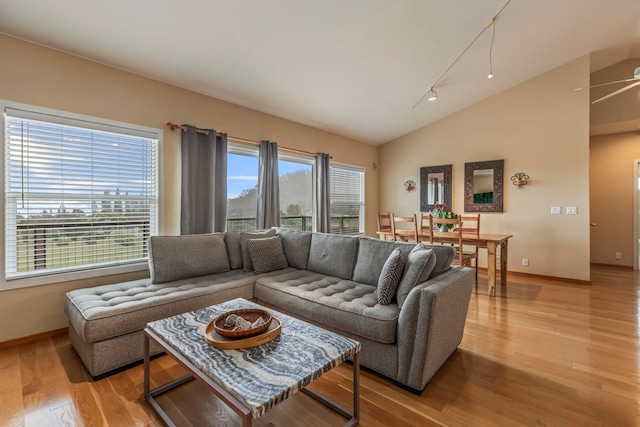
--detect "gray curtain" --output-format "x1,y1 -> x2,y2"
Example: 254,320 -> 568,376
256,140 -> 280,229
315,153 -> 331,233
180,125 -> 228,234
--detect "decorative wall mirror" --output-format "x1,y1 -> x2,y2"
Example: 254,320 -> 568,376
464,160 -> 504,212
420,164 -> 452,212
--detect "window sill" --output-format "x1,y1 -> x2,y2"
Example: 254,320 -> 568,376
1,262 -> 149,292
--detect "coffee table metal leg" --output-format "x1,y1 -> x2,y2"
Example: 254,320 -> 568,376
301,350 -> 360,426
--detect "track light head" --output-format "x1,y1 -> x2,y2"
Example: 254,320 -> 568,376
427,88 -> 438,101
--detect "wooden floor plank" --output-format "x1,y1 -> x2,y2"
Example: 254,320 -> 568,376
2,265 -> 640,426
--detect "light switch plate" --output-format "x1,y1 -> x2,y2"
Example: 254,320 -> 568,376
566,206 -> 577,215
550,206 -> 561,215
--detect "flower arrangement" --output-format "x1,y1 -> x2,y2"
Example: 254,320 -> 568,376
431,202 -> 458,230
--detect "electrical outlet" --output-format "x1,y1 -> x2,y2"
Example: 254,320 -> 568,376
615,252 -> 622,260
522,258 -> 529,266
566,206 -> 577,215
550,206 -> 561,215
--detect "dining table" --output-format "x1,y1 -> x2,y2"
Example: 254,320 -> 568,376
378,230 -> 513,296
428,231 -> 512,296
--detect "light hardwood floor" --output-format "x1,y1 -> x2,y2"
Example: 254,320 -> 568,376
1,265 -> 638,426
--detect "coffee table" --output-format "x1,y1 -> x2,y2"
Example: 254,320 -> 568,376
144,298 -> 361,426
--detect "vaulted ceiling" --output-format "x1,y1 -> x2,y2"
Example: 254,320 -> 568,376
1,0 -> 639,144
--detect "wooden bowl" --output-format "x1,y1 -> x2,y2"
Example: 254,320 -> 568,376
213,308 -> 273,339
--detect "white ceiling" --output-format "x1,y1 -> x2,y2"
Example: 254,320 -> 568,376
1,0 -> 640,145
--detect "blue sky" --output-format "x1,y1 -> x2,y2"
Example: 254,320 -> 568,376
227,154 -> 311,199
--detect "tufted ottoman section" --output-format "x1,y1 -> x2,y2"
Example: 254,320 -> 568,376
254,269 -> 399,343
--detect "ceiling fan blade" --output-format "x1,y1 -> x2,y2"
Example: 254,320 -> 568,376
575,77 -> 638,91
591,81 -> 640,104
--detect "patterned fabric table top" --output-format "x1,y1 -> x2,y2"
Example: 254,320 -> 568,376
146,298 -> 361,418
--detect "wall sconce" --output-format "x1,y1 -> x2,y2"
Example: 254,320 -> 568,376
511,172 -> 529,188
404,179 -> 416,192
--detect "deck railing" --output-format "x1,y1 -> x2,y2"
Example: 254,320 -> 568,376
13,216 -> 360,271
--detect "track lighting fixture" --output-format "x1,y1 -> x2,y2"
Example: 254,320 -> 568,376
413,0 -> 511,109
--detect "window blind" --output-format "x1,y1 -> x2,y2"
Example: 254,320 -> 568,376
330,165 -> 364,235
4,108 -> 159,279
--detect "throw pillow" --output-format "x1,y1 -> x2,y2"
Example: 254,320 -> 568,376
239,229 -> 277,272
395,243 -> 436,308
247,236 -> 289,274
377,248 -> 405,305
148,233 -> 230,284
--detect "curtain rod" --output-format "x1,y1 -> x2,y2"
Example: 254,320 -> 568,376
167,122 -> 331,159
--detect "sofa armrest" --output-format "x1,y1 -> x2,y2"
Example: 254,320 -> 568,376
396,266 -> 474,390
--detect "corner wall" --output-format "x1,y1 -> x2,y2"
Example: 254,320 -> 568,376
0,34 -> 379,342
380,56 -> 591,280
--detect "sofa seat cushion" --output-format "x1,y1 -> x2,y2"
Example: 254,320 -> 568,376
65,267 -> 297,343
254,270 -> 399,344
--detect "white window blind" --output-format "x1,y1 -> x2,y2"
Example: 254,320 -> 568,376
330,164 -> 364,235
4,107 -> 159,279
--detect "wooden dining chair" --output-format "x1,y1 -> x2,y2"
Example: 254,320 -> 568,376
390,213 -> 418,242
418,213 -> 436,242
377,212 -> 393,240
460,214 -> 480,282
428,217 -> 477,268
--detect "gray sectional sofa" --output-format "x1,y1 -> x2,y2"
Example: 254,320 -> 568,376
64,228 -> 474,391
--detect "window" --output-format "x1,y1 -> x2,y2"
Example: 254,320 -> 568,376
278,155 -> 313,232
330,164 -> 365,235
226,145 -> 259,231
3,104 -> 159,283
226,145 -> 314,232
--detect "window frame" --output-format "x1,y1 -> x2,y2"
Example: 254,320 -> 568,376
0,100 -> 163,291
329,162 -> 365,235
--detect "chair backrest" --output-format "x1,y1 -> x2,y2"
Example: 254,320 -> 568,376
377,212 -> 392,240
460,214 -> 480,237
377,212 -> 392,232
391,213 -> 418,242
431,216 -> 465,265
419,213 -> 435,242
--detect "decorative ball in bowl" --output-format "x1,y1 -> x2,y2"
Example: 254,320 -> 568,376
213,308 -> 273,339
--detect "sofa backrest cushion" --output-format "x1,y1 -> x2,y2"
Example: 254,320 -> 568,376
224,231 -> 243,269
240,229 -> 277,272
396,243 -> 437,308
274,227 -> 312,270
148,233 -> 230,284
352,237 -> 416,287
248,235 -> 289,274
307,233 -> 359,280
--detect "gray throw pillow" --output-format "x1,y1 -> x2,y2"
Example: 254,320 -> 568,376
377,248 -> 405,305
240,229 -> 277,272
395,243 -> 436,308
247,235 -> 289,274
148,233 -> 230,284
224,231 -> 242,269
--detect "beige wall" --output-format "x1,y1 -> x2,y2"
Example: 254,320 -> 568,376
590,132 -> 640,266
380,56 -> 591,280
0,34 -> 379,342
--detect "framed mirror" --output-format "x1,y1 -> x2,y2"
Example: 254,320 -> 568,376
420,164 -> 452,212
464,160 -> 504,212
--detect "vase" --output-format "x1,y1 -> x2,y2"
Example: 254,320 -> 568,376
438,224 -> 449,232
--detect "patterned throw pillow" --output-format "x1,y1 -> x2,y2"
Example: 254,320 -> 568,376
377,248 -> 406,305
247,235 -> 289,274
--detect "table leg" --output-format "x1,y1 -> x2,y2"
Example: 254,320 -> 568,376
487,241 -> 497,296
500,241 -> 508,286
